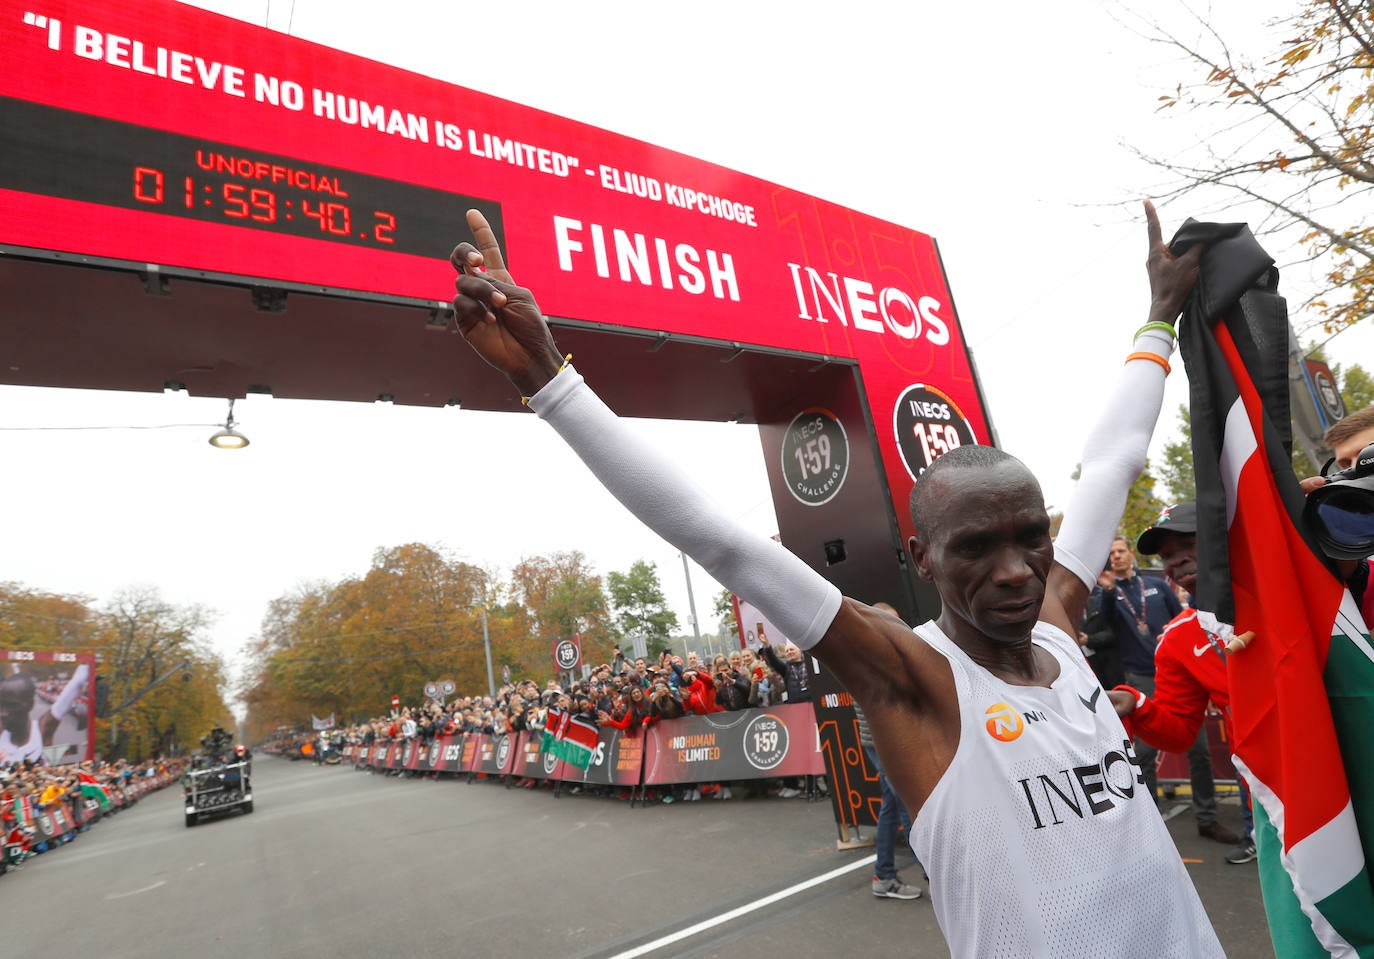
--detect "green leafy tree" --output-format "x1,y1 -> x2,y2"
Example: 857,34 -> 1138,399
1340,363 -> 1374,412
1121,468 -> 1169,550
711,588 -> 739,647
1158,405 -> 1197,504
607,560 -> 678,658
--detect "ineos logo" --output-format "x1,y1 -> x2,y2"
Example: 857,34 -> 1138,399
554,639 -> 579,671
984,702 -> 1024,743
495,735 -> 512,769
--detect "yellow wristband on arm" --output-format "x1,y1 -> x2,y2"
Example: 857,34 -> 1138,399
522,353 -> 574,406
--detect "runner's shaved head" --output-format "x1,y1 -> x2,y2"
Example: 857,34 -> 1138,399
908,445 -> 1037,535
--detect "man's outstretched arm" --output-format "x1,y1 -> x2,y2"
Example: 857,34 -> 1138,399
448,213 -> 919,700
1042,200 -> 1203,636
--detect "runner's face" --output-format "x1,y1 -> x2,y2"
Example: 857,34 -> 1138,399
1156,531 -> 1198,596
0,681 -> 33,737
914,463 -> 1053,645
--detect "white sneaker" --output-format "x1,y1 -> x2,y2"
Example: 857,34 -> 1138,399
778,787 -> 801,799
719,786 -> 733,800
685,788 -> 700,801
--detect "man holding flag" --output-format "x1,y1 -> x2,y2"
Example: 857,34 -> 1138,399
76,762 -> 110,813
446,203 -> 1226,957
1174,219 -> 1374,956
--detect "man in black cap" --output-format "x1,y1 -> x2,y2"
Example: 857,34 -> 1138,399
1108,502 -> 1251,862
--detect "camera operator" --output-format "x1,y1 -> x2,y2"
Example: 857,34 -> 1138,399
1301,404 -> 1374,625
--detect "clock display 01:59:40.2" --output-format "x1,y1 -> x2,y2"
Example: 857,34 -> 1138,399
132,166 -> 397,245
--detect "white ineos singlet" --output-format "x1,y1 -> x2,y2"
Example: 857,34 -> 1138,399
910,620 -> 1223,959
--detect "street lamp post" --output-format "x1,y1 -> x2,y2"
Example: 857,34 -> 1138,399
465,605 -> 496,698
680,551 -> 707,659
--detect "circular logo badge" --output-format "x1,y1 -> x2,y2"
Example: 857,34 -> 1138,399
541,748 -> 559,775
1312,368 -> 1346,421
428,740 -> 442,768
780,408 -> 850,507
423,682 -> 438,699
441,680 -> 456,696
892,384 -> 978,481
495,734 -> 512,770
984,702 -> 1024,743
742,713 -> 790,771
554,639 -> 580,671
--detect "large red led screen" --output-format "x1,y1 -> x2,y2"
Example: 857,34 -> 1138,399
0,0 -> 993,545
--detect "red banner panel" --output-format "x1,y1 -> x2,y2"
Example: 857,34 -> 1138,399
0,0 -> 990,550
641,704 -> 824,786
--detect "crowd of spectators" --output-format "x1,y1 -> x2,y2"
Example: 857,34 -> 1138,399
330,639 -> 820,802
1,756 -> 182,872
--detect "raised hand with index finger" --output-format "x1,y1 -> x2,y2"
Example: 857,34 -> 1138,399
449,209 -> 565,399
1143,198 -> 1203,327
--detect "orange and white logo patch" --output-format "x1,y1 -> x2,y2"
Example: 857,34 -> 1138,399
984,702 -> 1024,742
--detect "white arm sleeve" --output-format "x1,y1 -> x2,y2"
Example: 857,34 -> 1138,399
1054,330 -> 1174,589
50,664 -> 89,719
528,368 -> 843,649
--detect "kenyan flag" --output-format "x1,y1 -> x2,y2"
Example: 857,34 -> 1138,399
541,706 -> 567,754
77,771 -> 109,810
1179,218 -> 1374,957
550,716 -> 599,770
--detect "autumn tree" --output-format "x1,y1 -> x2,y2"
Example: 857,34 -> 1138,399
606,560 -> 678,657
241,544 -> 497,733
509,550 -> 613,663
1141,0 -> 1373,336
94,587 -> 231,761
0,583 -> 96,650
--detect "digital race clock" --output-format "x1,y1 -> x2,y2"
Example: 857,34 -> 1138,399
0,96 -> 503,261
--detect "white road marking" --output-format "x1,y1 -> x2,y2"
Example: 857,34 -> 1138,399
606,854 -> 877,959
105,879 -> 166,899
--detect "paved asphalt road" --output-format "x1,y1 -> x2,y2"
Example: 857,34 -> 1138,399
0,757 -> 1272,958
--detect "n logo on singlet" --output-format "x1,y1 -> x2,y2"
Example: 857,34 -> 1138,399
984,702 -> 1024,742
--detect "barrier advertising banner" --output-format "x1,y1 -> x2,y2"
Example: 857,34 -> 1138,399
343,705 -> 822,789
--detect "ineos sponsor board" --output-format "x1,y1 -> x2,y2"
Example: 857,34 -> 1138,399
0,0 -> 992,557
641,704 -> 822,785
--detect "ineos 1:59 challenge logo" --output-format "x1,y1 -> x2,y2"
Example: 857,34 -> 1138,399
495,734 -> 511,770
893,384 -> 977,480
743,713 -> 789,770
554,638 -> 580,671
780,408 -> 850,507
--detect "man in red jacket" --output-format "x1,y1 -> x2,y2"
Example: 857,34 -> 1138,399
1107,502 -> 1253,864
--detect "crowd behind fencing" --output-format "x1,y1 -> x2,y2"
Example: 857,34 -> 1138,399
315,641 -> 823,801
1,756 -> 185,874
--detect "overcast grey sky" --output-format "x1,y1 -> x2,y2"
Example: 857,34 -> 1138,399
3,0 -> 1369,696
